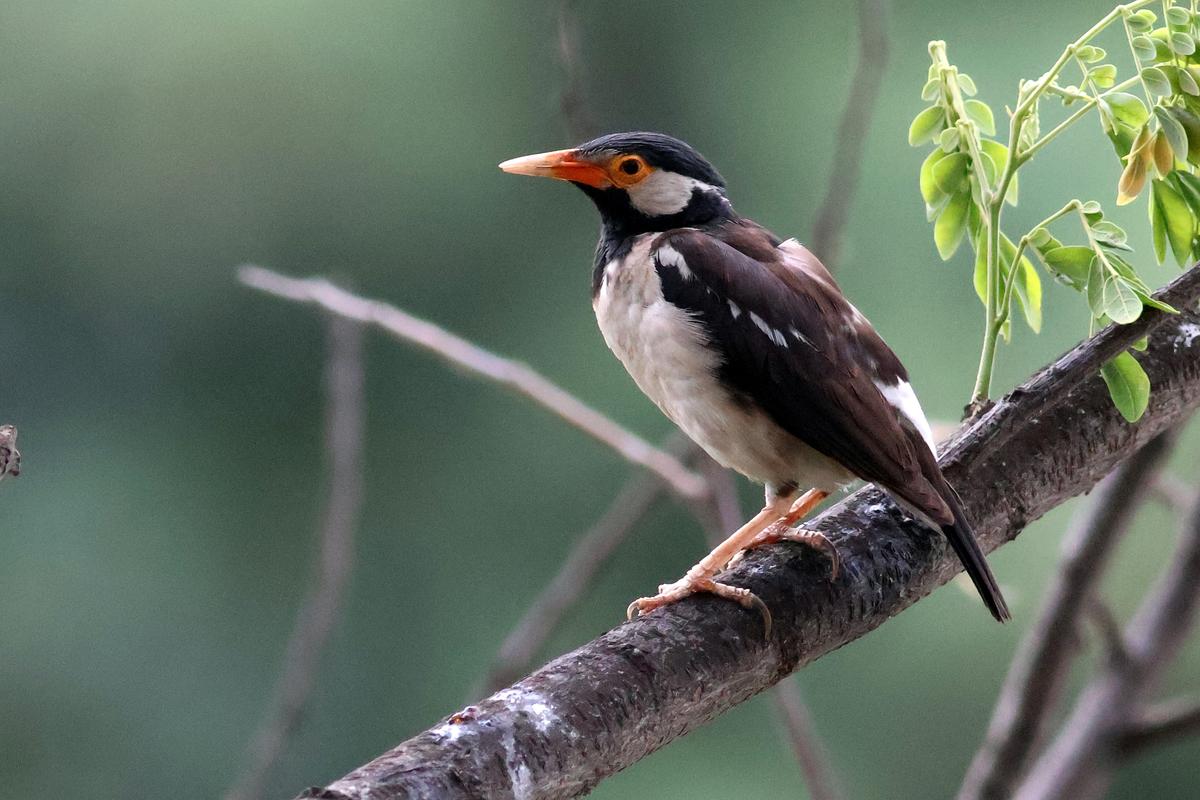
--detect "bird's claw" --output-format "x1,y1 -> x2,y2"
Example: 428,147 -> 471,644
734,525 -> 841,579
625,577 -> 772,636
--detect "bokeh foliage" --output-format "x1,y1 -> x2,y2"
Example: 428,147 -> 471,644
0,2 -> 1196,798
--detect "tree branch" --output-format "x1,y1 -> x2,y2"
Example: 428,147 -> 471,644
0,424 -> 20,482
1117,696 -> 1200,757
956,430 -> 1177,800
226,317 -> 367,800
555,0 -> 597,142
293,268 -> 1200,800
238,266 -> 708,501
1013,484 -> 1200,800
808,0 -> 890,269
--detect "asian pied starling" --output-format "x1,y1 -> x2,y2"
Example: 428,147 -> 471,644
500,132 -> 1009,627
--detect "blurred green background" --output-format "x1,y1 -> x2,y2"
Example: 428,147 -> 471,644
2,1 -> 1197,797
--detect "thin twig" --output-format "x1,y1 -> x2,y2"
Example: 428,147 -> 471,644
238,266 -> 708,501
957,432 -> 1176,800
477,432 -> 697,694
1014,484 -> 1200,800
809,0 -> 891,270
0,424 -> 19,481
556,0 -> 597,141
225,316 -> 367,800
1152,473 -> 1191,513
772,679 -> 845,800
1117,696 -> 1200,757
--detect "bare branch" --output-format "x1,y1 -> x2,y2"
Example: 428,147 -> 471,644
1118,696 -> 1200,757
295,268 -> 1200,800
556,0 -> 597,141
238,266 -> 708,501
226,316 -> 367,800
1152,473 -> 1191,513
0,424 -> 19,481
957,431 -> 1176,800
478,432 -> 697,694
772,679 -> 845,800
809,0 -> 891,269
1014,486 -> 1200,800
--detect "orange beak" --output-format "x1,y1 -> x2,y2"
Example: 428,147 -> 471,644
498,148 -> 611,188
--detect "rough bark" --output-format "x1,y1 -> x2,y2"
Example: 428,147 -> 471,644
298,267 -> 1200,800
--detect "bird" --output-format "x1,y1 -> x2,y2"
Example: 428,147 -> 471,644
499,131 -> 1009,627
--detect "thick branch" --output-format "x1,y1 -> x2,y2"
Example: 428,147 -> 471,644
956,430 -> 1176,800
238,266 -> 707,500
298,267 -> 1200,800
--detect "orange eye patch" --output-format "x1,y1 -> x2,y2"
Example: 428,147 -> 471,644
608,154 -> 653,187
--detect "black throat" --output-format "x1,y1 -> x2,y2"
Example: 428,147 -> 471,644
582,184 -> 734,297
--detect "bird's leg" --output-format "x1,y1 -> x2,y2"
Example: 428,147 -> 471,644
740,489 -> 840,578
626,498 -> 791,632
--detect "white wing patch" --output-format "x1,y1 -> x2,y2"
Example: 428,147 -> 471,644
655,244 -> 693,280
874,380 -> 937,453
749,311 -> 789,348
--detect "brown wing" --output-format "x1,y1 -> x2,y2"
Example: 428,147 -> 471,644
653,225 -> 952,524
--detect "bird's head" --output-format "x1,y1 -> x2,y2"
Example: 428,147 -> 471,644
500,132 -> 732,234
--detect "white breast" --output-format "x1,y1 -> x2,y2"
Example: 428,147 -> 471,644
591,235 -> 851,492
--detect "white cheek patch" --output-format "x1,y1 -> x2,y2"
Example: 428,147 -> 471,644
875,379 -> 937,452
627,170 -> 720,216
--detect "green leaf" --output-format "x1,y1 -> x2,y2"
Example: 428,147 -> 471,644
938,126 -> 961,153
1011,246 -> 1043,332
1080,200 -> 1102,214
1142,66 -> 1172,96
931,152 -> 969,193
908,106 -> 944,146
1038,245 -> 1093,290
1087,255 -> 1106,315
1167,105 -> 1200,164
1167,5 -> 1191,26
1171,31 -> 1196,56
1151,178 -> 1194,266
1076,44 -> 1105,63
1100,352 -> 1150,422
1151,180 -> 1168,262
1132,34 -> 1157,60
934,190 -> 970,260
1088,64 -> 1117,89
965,99 -> 995,135
958,73 -> 977,95
919,148 -> 950,203
980,139 -> 1018,205
1132,335 -> 1149,351
1106,93 -> 1150,129
1128,9 -> 1157,32
1089,220 -> 1131,249
1104,274 -> 1144,324
1180,68 -> 1200,96
921,78 -> 940,101
1029,226 -> 1052,248
1156,107 -> 1189,162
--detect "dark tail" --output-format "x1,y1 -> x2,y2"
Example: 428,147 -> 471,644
940,482 -> 1010,622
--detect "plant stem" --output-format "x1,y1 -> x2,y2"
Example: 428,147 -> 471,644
969,0 -> 1157,406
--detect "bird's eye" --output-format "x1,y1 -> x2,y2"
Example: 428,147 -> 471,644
609,154 -> 651,186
